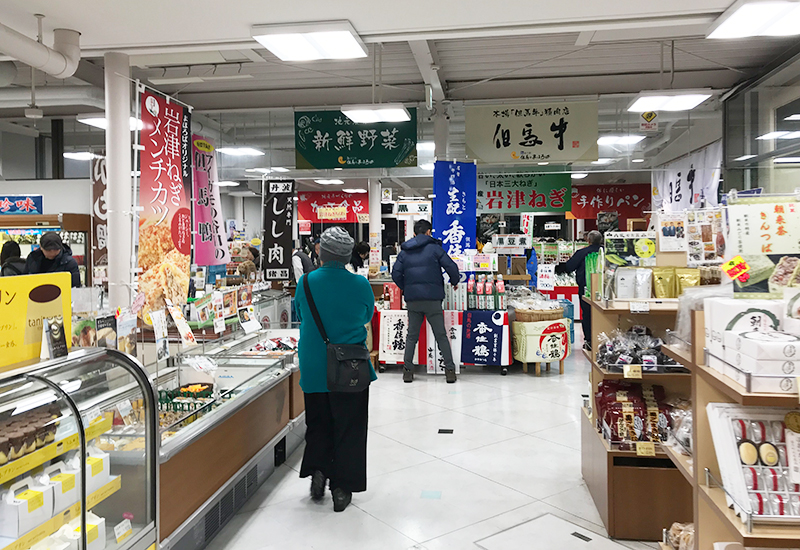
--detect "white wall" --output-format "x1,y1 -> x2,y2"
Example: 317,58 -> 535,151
243,196 -> 262,240
0,179 -> 92,214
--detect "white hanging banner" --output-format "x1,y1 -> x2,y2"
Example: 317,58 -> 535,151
652,140 -> 722,212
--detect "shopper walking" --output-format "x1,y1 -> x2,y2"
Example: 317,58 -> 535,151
350,241 -> 370,270
294,227 -> 376,512
0,241 -> 25,277
24,232 -> 81,287
292,247 -> 315,284
392,219 -> 460,383
555,230 -> 603,351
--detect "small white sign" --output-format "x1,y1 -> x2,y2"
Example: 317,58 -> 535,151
787,430 -> 800,485
544,222 -> 561,231
394,201 -> 431,216
630,301 -> 651,314
537,265 -> 555,291
382,188 -> 392,202
498,221 -> 507,228
640,121 -> 658,132
114,519 -> 133,544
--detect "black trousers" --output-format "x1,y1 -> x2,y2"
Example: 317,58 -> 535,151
300,388 -> 369,493
580,294 -> 592,348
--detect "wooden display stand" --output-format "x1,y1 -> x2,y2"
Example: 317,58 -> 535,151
580,280 -> 693,541
662,311 -> 800,550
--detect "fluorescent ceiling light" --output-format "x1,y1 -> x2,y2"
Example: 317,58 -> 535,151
334,168 -> 343,171
628,90 -> 712,112
774,157 -> 800,163
591,158 -> 616,165
757,131 -> 790,140
781,131 -> 800,139
538,162 -> 550,165
200,74 -> 254,81
428,194 -> 436,198
632,158 -> 646,163
272,167 -> 290,172
416,141 -> 435,152
63,152 -> 97,161
148,76 -> 204,85
315,179 -> 344,185
707,0 -> 800,39
420,162 -> 435,170
342,188 -> 367,193
571,173 -> 589,179
341,103 -> 410,123
598,135 -> 646,145
76,114 -> 143,132
217,147 -> 265,156
245,168 -> 271,174
252,21 -> 367,61
786,114 -> 800,121
215,181 -> 240,187
734,154 -> 757,161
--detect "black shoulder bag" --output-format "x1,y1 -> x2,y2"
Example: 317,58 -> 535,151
303,275 -> 372,392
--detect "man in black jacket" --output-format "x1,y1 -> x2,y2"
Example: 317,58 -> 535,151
555,230 -> 602,351
25,232 -> 81,287
392,220 -> 460,383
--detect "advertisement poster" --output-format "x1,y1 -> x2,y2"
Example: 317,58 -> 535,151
461,310 -> 505,365
521,212 -> 534,238
571,184 -> 650,224
137,90 -> 192,323
686,208 -> 725,266
192,135 -> 231,266
0,273 -> 71,368
425,311 -> 462,375
652,140 -> 722,212
297,191 -> 368,224
95,315 -> 117,349
604,232 -> 657,267
0,195 -> 43,215
166,299 -> 197,349
116,309 -> 138,356
476,171 -> 570,213
238,306 -> 261,334
466,101 -> 598,164
90,156 -> 108,272
432,160 -> 477,255
263,180 -> 294,280
378,310 -> 419,365
212,291 -> 226,333
150,309 -> 169,361
658,212 -> 688,252
295,109 -> 417,169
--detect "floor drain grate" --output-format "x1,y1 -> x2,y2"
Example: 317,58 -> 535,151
438,429 -> 454,434
571,532 -> 592,542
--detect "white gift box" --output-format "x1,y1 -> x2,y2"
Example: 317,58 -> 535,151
31,536 -> 70,550
726,330 -> 800,361
704,298 -> 783,359
0,477 -> 54,538
42,462 -> 80,514
723,346 -> 800,376
85,448 -> 110,494
57,512 -> 106,550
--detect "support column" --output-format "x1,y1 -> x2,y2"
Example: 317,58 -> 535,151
233,196 -> 244,237
368,178 -> 381,267
433,103 -> 449,159
51,119 -> 64,179
34,135 -> 47,179
104,52 -> 133,308
576,219 -> 585,240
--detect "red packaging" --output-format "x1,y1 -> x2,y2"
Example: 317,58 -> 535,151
383,283 -> 403,310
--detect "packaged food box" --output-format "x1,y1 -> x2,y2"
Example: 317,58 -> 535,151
726,331 -> 800,361
42,462 -> 80,514
59,512 -> 106,550
0,476 -> 54,538
723,346 -> 800,376
704,298 -> 783,359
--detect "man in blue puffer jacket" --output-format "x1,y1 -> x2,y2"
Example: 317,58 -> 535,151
392,220 -> 460,384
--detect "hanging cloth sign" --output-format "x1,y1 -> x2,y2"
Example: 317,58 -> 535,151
432,160 -> 477,255
192,135 -> 231,266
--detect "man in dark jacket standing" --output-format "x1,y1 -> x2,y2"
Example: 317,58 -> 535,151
555,230 -> 603,351
392,220 -> 460,383
25,232 -> 81,287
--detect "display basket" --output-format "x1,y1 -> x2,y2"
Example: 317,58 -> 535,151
514,307 -> 563,322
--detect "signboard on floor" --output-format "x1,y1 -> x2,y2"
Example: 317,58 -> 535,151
465,101 -> 599,164
294,109 -> 418,169
476,172 -> 571,213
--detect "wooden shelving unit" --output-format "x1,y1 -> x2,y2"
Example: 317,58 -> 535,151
663,444 -> 694,486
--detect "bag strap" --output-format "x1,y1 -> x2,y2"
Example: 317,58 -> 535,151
302,275 -> 330,344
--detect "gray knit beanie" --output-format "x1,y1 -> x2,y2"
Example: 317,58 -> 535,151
319,227 -> 354,265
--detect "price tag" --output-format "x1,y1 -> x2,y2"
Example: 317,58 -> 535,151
131,292 -> 146,315
116,399 -> 134,425
629,301 -> 650,314
636,442 -> 656,457
623,365 -> 643,379
114,519 -> 133,544
723,255 -> 751,282
84,407 -> 102,425
787,431 -> 800,485
537,264 -> 555,291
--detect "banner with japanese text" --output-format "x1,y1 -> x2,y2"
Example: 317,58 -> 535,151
262,180 -> 294,280
297,191 -> 369,224
466,102 -> 598,164
137,90 -> 192,322
0,195 -> 43,215
192,135 -> 231,266
477,171 -> 570,213
378,310 -> 420,365
652,140 -> 722,212
432,160 -> 477,255
91,156 -> 108,271
570,183 -> 650,224
461,310 -> 506,365
295,109 -> 417,169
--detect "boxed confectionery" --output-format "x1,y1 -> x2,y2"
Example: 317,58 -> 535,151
721,359 -> 797,394
68,447 -> 110,494
726,330 -> 800,361
30,536 -> 69,550
723,347 -> 799,376
0,476 -> 55,538
703,297 -> 783,362
42,462 -> 80,514
57,512 -> 106,550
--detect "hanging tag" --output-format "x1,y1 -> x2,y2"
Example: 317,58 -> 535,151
636,442 -> 656,457
787,431 -> 800,485
623,365 -> 643,379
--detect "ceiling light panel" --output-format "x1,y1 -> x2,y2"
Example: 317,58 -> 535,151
341,103 -> 411,123
252,21 -> 367,61
707,0 -> 800,39
217,147 -> 265,156
628,90 -> 712,112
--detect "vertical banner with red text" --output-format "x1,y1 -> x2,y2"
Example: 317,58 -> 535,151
191,135 -> 231,266
91,155 -> 108,280
137,91 -> 192,322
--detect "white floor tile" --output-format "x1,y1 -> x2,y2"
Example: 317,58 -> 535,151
284,441 -> 305,473
476,513 -> 627,550
369,385 -> 447,428
543,483 -> 604,527
445,435 -> 584,500
379,374 -> 513,409
238,464 -> 310,514
357,460 -> 533,542
455,392 -> 581,434
531,420 -> 581,450
368,431 -> 437,478
372,409 -> 524,458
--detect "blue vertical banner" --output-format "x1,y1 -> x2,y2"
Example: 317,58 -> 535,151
432,160 -> 477,255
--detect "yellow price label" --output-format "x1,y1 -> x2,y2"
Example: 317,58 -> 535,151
75,524 -> 99,544
87,457 -> 103,477
16,490 -> 44,513
723,255 -> 751,281
623,365 -> 643,379
636,442 -> 656,457
51,473 -> 76,494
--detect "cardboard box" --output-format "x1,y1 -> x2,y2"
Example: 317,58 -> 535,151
704,298 -> 783,359
726,330 -> 800,361
44,462 -> 79,514
511,257 -> 527,275
0,477 -> 54,538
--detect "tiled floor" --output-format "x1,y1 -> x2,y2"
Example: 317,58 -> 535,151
205,329 -> 658,550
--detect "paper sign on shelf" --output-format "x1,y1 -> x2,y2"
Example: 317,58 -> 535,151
623,364 -> 643,379
787,430 -> 800,485
630,301 -> 650,314
636,442 -> 656,457
114,519 -> 133,544
537,265 -> 555,291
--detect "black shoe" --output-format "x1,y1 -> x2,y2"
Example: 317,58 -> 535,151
332,488 -> 352,512
310,471 -> 326,502
403,369 -> 414,383
446,369 -> 457,384
583,342 -> 592,352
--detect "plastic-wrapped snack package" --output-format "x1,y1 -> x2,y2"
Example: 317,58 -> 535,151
634,268 -> 652,299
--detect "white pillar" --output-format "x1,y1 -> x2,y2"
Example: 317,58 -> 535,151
576,219 -> 585,240
233,196 -> 244,236
434,104 -> 449,159
368,178 -> 381,267
104,52 -> 132,309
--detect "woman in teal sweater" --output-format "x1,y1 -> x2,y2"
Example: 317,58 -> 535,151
294,227 -> 376,512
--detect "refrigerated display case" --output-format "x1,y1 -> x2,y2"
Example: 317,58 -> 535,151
0,348 -> 157,550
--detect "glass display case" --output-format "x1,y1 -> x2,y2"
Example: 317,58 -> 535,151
0,348 -> 157,550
